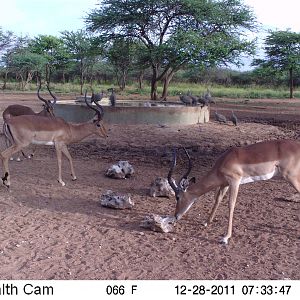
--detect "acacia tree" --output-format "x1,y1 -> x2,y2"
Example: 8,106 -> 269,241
61,30 -> 99,94
0,27 -> 16,89
7,51 -> 47,90
28,35 -> 70,84
86,0 -> 256,100
106,38 -> 140,90
253,30 -> 300,98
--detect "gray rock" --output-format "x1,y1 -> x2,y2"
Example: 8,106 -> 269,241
149,177 -> 175,198
140,214 -> 176,233
100,190 -> 134,209
105,161 -> 134,179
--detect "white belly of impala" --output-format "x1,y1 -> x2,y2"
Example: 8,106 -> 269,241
240,169 -> 277,184
32,140 -> 54,146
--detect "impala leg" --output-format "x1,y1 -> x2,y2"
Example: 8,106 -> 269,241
204,185 -> 229,227
54,143 -> 65,186
285,175 -> 300,201
61,144 -> 77,181
1,145 -> 25,187
27,145 -> 37,158
221,182 -> 240,245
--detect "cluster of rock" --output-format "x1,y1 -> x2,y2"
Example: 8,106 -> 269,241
100,190 -> 134,209
100,161 -> 177,233
149,177 -> 175,198
140,214 -> 176,233
105,161 -> 135,179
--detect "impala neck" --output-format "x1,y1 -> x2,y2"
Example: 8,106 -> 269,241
188,171 -> 224,198
69,122 -> 96,143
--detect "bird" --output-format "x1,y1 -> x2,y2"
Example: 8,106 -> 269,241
92,90 -> 105,103
108,88 -> 116,106
186,90 -> 198,105
198,89 -> 216,106
214,111 -> 227,124
203,89 -> 216,105
179,94 -> 193,105
230,110 -> 238,126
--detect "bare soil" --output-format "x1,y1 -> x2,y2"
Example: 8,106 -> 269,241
0,92 -> 299,280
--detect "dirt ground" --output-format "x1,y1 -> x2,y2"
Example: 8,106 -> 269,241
0,92 -> 299,280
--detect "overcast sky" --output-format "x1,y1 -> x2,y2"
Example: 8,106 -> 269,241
0,0 -> 299,37
0,0 -> 299,70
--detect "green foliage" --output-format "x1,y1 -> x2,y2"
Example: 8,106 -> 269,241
252,30 -> 300,98
0,27 -> 15,53
86,0 -> 257,99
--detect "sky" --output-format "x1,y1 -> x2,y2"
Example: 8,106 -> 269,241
0,0 -> 99,37
0,0 -> 299,38
0,0 -> 299,70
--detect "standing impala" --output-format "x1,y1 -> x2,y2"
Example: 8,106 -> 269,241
1,92 -> 108,187
2,83 -> 57,161
168,140 -> 300,244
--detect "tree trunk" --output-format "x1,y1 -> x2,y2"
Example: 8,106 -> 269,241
62,70 -> 66,84
138,70 -> 144,90
161,70 -> 175,101
150,65 -> 159,100
1,71 -> 8,90
80,59 -> 84,95
289,67 -> 294,99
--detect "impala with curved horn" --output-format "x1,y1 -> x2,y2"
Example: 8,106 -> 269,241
1,91 -> 108,187
2,82 -> 57,161
168,141 -> 300,244
3,81 -> 56,120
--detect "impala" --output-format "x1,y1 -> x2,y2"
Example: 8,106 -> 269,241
168,140 -> 300,244
2,82 -> 57,161
1,92 -> 108,187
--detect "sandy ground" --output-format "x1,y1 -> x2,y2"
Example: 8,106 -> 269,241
0,91 -> 299,280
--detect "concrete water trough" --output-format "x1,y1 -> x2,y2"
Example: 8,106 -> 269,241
54,98 -> 210,125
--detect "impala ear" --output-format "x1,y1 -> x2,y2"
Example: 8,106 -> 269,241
179,177 -> 196,191
179,178 -> 190,191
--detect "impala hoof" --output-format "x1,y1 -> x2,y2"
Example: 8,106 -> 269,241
2,172 -> 10,188
58,180 -> 66,186
220,237 -> 229,245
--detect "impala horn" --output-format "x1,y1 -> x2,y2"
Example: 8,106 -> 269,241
168,148 -> 180,195
84,90 -> 104,121
46,83 -> 57,106
37,77 -> 48,105
167,147 -> 193,196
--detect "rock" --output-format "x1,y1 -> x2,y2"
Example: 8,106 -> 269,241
105,161 -> 134,179
140,214 -> 176,233
149,177 -> 175,198
100,190 -> 134,209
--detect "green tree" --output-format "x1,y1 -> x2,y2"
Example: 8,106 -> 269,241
0,27 -> 15,53
61,30 -> 101,94
253,30 -> 300,98
106,38 -> 138,90
0,27 -> 15,89
1,34 -> 32,89
86,0 -> 256,100
7,50 -> 47,90
29,35 -> 70,83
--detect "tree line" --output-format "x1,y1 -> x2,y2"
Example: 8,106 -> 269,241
0,0 -> 299,98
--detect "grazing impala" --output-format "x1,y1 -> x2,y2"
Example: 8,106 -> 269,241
2,82 -> 57,161
1,92 -> 108,187
168,140 -> 300,244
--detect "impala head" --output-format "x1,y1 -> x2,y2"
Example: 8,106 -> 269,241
167,148 -> 196,220
37,80 -> 57,116
85,91 -> 108,138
